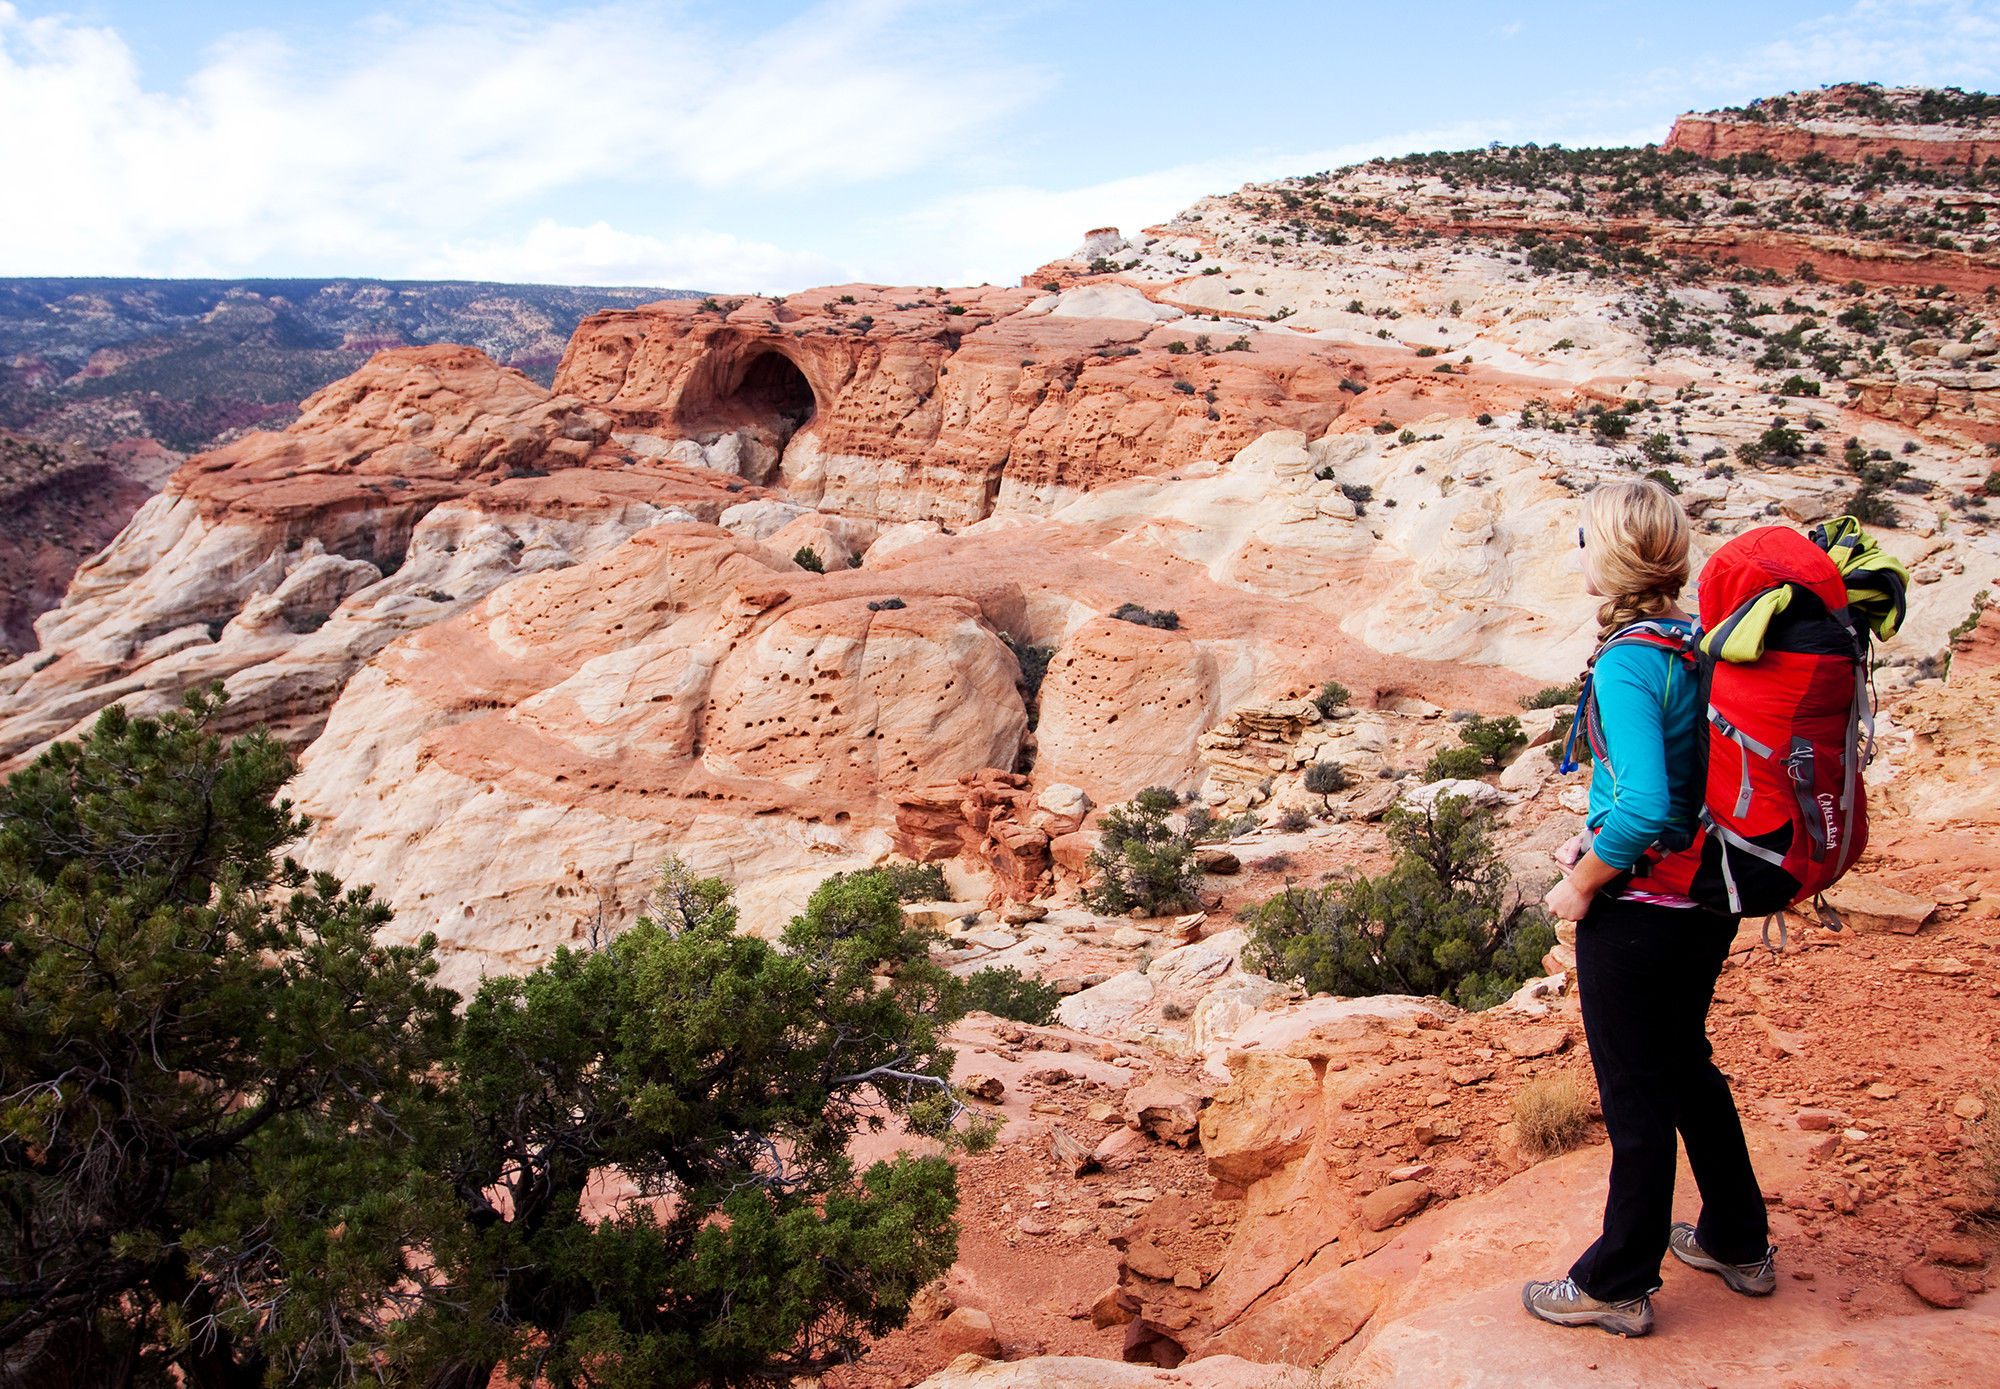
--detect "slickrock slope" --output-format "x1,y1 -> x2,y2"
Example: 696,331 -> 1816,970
854,841 -> 2000,1389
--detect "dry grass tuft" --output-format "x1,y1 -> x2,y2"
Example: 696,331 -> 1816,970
1970,1080 -> 2000,1205
1512,1072 -> 1592,1158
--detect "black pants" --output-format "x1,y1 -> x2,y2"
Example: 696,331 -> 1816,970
1568,897 -> 1769,1302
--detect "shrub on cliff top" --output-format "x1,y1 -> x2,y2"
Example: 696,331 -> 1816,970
1244,794 -> 1555,1011
1519,680 -> 1581,710
960,965 -> 1060,1025
1087,787 -> 1202,916
1424,743 -> 1488,782
1303,761 -> 1350,809
1459,714 -> 1527,767
1112,602 -> 1180,630
877,859 -> 951,901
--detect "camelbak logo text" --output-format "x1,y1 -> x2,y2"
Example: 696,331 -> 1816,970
1817,792 -> 1839,850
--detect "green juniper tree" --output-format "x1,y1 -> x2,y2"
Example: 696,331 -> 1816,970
0,699 -> 978,1389
0,690 -> 460,1389
418,861 -> 974,1389
1084,788 -> 1201,915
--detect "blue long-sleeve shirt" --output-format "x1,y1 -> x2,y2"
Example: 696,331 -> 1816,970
1586,619 -> 1703,870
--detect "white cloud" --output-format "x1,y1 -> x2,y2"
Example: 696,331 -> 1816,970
11,0 -> 2000,292
1544,0 -> 2000,130
1706,0 -> 2000,94
415,219 -> 852,293
0,0 -> 1040,277
875,122 -> 1504,288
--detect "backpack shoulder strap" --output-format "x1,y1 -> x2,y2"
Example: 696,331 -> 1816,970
1557,621 -> 1699,773
1591,620 -> 1700,669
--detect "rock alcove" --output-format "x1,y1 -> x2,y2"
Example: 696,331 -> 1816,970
726,351 -> 817,445
667,345 -> 821,485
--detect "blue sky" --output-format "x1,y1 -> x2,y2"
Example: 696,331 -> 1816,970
7,0 -> 2000,291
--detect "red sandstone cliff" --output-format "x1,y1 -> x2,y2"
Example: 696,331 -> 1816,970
1666,113 -> 2000,170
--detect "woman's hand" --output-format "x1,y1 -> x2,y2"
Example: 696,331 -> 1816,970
1545,876 -> 1594,922
1552,832 -> 1585,870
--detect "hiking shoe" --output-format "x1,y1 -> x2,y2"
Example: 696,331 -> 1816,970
1669,1222 -> 1776,1296
1521,1276 -> 1655,1337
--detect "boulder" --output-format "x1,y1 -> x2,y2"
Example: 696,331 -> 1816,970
1052,830 -> 1103,874
962,1074 -> 1005,1102
1092,1127 -> 1151,1171
1342,780 -> 1403,822
1200,1052 -> 1320,1185
1359,1180 -> 1432,1232
1193,846 -> 1241,873
1404,778 -> 1505,812
1902,1263 -> 1967,1309
936,1306 -> 1003,1358
1033,783 -> 1093,836
1826,879 -> 1937,935
1127,1080 -> 1209,1147
1091,1285 -> 1140,1328
1495,1025 -> 1571,1059
1056,969 -> 1154,1034
1498,751 -> 1552,795
1121,1234 -> 1179,1282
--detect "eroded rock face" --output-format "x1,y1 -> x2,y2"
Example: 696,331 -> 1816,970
288,523 -> 1033,991
553,288 -> 1364,524
0,346 -> 762,761
1667,113 -> 2000,173
893,770 -> 1052,902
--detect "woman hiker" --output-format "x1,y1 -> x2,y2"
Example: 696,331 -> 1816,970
1521,479 -> 1777,1337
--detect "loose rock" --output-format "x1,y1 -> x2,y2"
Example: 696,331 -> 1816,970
936,1306 -> 1003,1358
1902,1263 -> 1967,1309
1360,1181 -> 1432,1232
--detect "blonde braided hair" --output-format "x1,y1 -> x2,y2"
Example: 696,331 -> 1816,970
1583,480 -> 1691,641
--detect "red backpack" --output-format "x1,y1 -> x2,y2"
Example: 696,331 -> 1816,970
1560,519 -> 1909,945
